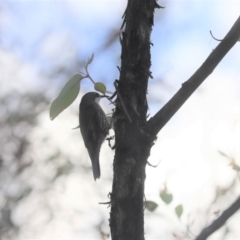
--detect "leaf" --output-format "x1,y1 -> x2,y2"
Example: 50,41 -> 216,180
94,82 -> 107,94
145,201 -> 158,212
175,204 -> 183,219
87,53 -> 94,65
160,191 -> 173,204
50,74 -> 83,120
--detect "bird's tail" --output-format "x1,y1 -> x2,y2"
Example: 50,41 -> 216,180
92,157 -> 100,181
88,146 -> 101,181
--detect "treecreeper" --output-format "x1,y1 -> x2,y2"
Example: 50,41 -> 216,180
79,92 -> 110,180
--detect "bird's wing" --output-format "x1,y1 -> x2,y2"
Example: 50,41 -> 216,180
80,103 -> 109,148
94,104 -> 110,134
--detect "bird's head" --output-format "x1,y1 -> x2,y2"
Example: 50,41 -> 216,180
81,92 -> 105,104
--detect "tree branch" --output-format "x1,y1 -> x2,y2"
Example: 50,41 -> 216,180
195,196 -> 240,240
147,16 -> 240,136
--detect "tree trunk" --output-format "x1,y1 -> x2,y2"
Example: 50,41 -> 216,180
110,1 -> 160,239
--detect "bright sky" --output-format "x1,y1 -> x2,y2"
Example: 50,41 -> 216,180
1,0 -> 240,239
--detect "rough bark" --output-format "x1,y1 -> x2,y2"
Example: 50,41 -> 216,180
110,1 -> 161,240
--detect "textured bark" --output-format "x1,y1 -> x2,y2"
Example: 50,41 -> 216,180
110,1 -> 160,240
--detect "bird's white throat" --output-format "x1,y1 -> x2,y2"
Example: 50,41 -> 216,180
95,97 -> 101,103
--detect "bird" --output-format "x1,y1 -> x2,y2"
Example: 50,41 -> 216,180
79,92 -> 110,180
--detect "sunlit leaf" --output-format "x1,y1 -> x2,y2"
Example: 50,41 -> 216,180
175,204 -> 183,219
94,82 -> 107,94
160,191 -> 173,204
50,74 -> 83,120
145,201 -> 158,212
87,53 -> 94,65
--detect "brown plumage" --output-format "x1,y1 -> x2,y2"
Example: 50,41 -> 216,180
79,92 -> 110,180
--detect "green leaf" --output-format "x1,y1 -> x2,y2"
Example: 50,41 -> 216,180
87,53 -> 94,65
94,82 -> 106,94
175,204 -> 183,219
160,191 -> 173,204
50,74 -> 83,120
145,201 -> 158,212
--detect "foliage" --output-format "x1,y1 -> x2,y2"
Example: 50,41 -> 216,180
50,54 -> 107,120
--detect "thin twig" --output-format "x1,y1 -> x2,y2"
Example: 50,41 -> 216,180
210,30 -> 223,41
84,63 -> 95,84
147,159 -> 161,168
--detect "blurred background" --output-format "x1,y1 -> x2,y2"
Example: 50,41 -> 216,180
0,0 -> 240,239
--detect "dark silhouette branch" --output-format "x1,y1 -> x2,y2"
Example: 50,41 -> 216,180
147,16 -> 240,136
195,196 -> 240,240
